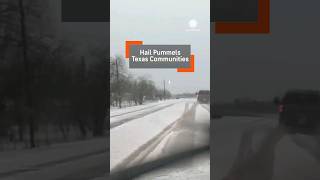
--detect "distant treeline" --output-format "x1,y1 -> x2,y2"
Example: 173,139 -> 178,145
0,0 -> 107,150
174,93 -> 196,98
110,55 -> 171,108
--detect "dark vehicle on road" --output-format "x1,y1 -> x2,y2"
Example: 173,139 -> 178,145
275,90 -> 320,134
197,90 -> 210,104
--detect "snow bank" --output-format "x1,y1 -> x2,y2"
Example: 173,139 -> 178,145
110,99 -> 182,125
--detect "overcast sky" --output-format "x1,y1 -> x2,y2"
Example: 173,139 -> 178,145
48,0 -> 320,102
110,0 -> 210,94
48,0 -> 210,95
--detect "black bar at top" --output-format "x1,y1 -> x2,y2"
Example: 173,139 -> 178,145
211,0 -> 258,22
61,0 -> 109,22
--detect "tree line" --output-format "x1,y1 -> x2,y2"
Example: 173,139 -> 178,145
110,55 -> 171,108
0,0 -> 107,149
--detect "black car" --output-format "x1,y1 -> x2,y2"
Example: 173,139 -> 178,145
275,90 -> 320,134
197,90 -> 210,104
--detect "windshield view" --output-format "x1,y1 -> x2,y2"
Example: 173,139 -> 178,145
1,0 -> 320,180
109,0 -> 210,179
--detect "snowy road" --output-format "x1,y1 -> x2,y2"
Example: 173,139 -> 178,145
212,115 -> 320,180
4,100 -> 319,180
105,99 -> 211,180
134,103 -> 210,180
111,113 -> 320,180
110,98 -> 202,171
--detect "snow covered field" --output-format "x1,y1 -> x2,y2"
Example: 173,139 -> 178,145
0,138 -> 107,180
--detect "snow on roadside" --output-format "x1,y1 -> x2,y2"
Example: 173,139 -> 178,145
110,100 -> 176,117
0,138 -> 106,175
110,99 -> 195,171
110,99 -> 182,124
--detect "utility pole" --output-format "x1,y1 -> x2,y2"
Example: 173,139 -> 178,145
19,0 -> 35,148
115,57 -> 121,108
163,80 -> 166,100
